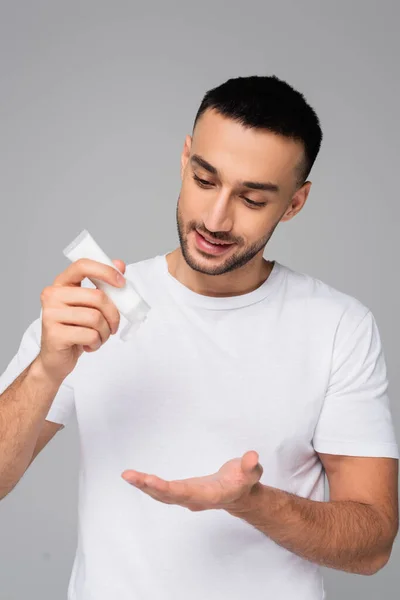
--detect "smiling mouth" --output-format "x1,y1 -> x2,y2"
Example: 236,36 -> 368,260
194,230 -> 236,255
196,230 -> 234,246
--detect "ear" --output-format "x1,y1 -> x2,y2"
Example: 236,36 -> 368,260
180,135 -> 192,179
281,181 -> 312,222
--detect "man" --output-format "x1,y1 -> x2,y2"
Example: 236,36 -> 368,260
0,74 -> 398,600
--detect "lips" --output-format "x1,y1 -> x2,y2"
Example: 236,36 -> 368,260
196,231 -> 233,246
194,230 -> 236,255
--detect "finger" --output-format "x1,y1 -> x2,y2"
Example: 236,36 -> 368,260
143,475 -> 170,494
45,323 -> 103,351
122,471 -> 186,504
46,287 -> 120,335
167,480 -> 193,503
125,473 -> 175,504
241,450 -> 260,474
121,469 -> 146,486
112,259 -> 126,274
54,258 -> 125,288
144,479 -> 193,506
47,306 -> 112,345
122,471 -> 165,493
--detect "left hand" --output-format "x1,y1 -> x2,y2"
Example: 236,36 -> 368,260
121,450 -> 263,512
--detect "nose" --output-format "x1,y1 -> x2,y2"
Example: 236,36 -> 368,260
202,190 -> 233,234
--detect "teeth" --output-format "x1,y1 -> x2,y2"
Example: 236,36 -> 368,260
199,232 -> 231,246
208,239 -> 229,245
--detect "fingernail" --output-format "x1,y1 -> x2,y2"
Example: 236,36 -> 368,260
116,273 -> 125,286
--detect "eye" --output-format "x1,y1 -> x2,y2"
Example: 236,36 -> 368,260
193,174 -> 213,187
242,197 -> 267,208
193,174 -> 266,208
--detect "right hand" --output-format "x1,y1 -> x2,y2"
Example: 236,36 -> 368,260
38,258 -> 126,385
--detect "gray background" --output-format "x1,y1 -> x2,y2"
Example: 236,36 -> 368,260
0,0 -> 399,598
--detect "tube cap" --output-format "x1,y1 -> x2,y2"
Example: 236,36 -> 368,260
119,297 -> 151,342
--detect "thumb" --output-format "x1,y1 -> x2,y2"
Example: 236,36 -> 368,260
112,258 -> 126,275
241,451 -> 262,477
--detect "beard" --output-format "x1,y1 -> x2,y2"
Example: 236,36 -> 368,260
175,196 -> 279,276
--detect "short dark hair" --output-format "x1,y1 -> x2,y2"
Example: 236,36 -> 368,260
192,75 -> 323,189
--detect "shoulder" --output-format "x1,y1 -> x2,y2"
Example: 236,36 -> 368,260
277,262 -> 371,331
124,254 -> 164,304
125,254 -> 162,277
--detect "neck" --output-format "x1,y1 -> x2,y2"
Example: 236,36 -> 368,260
165,247 -> 274,298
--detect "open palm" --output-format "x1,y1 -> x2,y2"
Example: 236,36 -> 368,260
122,450 -> 263,512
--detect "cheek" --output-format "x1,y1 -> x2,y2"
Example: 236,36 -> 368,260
239,215 -> 275,243
181,173 -> 196,193
179,184 -> 203,216
177,193 -> 200,231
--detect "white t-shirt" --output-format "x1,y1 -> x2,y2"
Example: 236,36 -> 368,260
1,255 -> 398,600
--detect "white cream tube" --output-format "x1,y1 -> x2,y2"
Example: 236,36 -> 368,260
63,229 -> 150,341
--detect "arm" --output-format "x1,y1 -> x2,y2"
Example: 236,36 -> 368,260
0,256 -> 126,501
225,454 -> 399,576
0,356 -> 62,500
28,419 -> 63,466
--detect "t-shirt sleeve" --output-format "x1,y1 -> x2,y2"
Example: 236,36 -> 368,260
0,314 -> 75,427
313,308 -> 399,458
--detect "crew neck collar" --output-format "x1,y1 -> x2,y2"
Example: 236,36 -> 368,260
158,254 -> 285,310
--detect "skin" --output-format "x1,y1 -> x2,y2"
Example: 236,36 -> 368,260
122,450 -> 264,512
166,107 -> 312,297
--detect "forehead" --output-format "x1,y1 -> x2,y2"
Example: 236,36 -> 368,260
192,109 -> 304,185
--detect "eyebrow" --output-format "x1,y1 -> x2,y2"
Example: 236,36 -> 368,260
190,154 -> 280,193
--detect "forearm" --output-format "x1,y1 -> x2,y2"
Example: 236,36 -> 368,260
0,356 -> 60,499
226,483 -> 391,575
